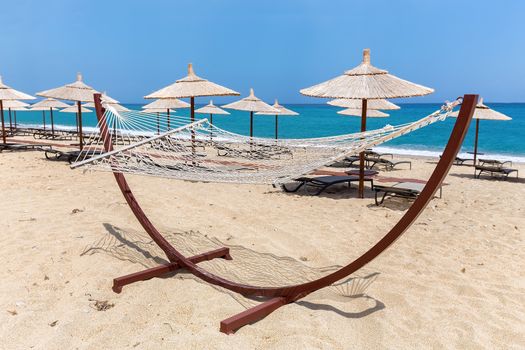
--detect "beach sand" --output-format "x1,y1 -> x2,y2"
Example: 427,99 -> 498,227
0,150 -> 524,349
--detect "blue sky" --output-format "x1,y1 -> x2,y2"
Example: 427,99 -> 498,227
1,0 -> 524,103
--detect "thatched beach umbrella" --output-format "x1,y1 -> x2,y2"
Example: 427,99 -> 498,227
2,100 -> 29,131
300,49 -> 433,198
222,88 -> 279,137
30,98 -> 70,136
449,98 -> 511,165
0,76 -> 35,143
141,108 -> 176,134
145,63 -> 239,124
256,99 -> 298,139
337,108 -> 389,117
328,98 -> 400,110
60,104 -> 92,113
195,100 -> 229,125
142,98 -> 189,130
84,92 -> 129,111
11,106 -> 28,128
60,104 -> 92,134
145,63 -> 239,154
196,100 -> 230,141
37,73 -> 99,150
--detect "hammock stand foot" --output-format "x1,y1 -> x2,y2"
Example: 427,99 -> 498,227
220,297 -> 288,334
112,247 -> 232,293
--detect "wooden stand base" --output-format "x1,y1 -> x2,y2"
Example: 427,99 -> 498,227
220,297 -> 288,334
112,247 -> 232,293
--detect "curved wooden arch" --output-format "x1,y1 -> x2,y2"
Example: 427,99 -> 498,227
93,94 -> 478,333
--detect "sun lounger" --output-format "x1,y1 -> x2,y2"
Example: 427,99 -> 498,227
0,143 -> 53,152
44,149 -> 93,164
474,165 -> 518,179
365,156 -> 411,171
440,154 -> 473,165
373,181 -> 442,205
282,175 -> 374,195
478,158 -> 512,167
365,149 -> 394,159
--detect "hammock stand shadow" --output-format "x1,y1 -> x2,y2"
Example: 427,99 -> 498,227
91,93 -> 478,334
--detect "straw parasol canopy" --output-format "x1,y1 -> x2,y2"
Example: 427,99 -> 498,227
60,104 -> 92,113
338,108 -> 389,117
0,76 -> 35,100
448,98 -> 511,121
300,48 -> 433,198
328,98 -> 400,110
145,63 -> 240,100
222,88 -> 279,137
37,73 -> 99,102
84,93 -> 130,112
30,98 -> 70,134
0,76 -> 35,143
141,99 -> 189,130
195,100 -> 229,125
1,100 -> 29,109
142,98 -> 190,110
106,103 -> 130,112
195,100 -> 229,115
300,49 -> 433,100
37,73 -> 99,149
2,101 -> 30,130
141,108 -> 176,113
449,98 -> 511,164
84,93 -> 119,107
256,99 -> 298,139
31,98 -> 70,110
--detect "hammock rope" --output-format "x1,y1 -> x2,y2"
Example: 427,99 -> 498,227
71,100 -> 459,184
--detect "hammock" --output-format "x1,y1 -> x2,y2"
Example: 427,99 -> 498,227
71,93 -> 477,334
71,101 -> 459,184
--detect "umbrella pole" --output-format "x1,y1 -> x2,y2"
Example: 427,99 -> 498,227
210,113 -> 213,141
473,119 -> 479,165
8,108 -> 13,132
42,110 -> 46,131
50,108 -> 55,137
250,111 -> 254,138
0,100 -> 5,144
358,99 -> 368,199
156,113 -> 160,134
167,108 -> 170,130
275,115 -> 278,140
191,97 -> 195,160
14,111 -> 17,129
77,101 -> 83,151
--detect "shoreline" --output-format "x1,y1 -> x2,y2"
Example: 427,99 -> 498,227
8,122 -> 525,164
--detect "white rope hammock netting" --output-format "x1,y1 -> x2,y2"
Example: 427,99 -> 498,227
71,100 -> 460,185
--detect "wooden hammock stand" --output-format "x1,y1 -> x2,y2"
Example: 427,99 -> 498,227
92,94 -> 478,334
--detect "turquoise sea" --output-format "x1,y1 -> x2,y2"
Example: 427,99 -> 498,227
7,102 -> 525,162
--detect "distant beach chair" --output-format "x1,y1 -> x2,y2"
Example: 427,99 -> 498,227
44,149 -> 93,164
365,149 -> 394,159
0,143 -> 52,153
478,158 -> 512,168
440,154 -> 473,166
474,165 -> 518,179
373,181 -> 442,205
365,156 -> 412,171
282,175 -> 374,195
